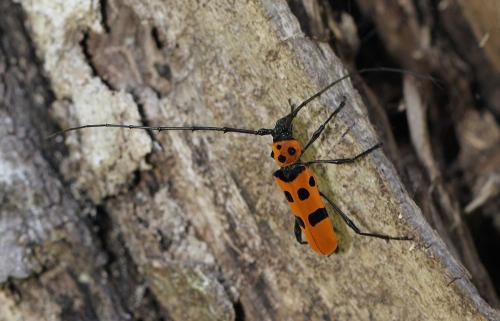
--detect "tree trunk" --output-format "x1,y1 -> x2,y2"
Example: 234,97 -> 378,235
1,0 -> 499,320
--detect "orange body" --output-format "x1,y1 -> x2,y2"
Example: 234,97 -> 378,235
273,162 -> 338,256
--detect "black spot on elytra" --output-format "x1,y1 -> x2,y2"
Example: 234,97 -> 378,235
278,155 -> 286,163
270,151 -> 274,158
297,188 -> 310,200
288,147 -> 296,155
284,191 -> 293,202
309,176 -> 316,187
308,208 -> 328,226
277,144 -> 282,150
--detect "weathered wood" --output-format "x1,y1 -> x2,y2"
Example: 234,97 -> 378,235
0,2 -> 164,321
1,0 -> 499,320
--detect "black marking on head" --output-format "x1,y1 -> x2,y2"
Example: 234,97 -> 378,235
278,155 -> 286,163
277,144 -> 282,150
288,147 -> 296,155
272,115 -> 294,142
270,151 -> 274,158
273,165 -> 306,182
295,216 -> 305,229
297,188 -> 310,201
309,176 -> 316,187
308,208 -> 328,226
284,191 -> 293,202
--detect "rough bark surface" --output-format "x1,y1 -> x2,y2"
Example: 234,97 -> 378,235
1,0 -> 499,321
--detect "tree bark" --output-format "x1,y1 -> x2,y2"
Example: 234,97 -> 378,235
1,0 -> 499,321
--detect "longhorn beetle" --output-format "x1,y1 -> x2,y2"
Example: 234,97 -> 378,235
49,68 -> 419,256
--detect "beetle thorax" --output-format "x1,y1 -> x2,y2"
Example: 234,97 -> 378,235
271,139 -> 302,167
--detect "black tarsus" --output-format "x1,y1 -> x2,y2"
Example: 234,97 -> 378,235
294,218 -> 307,245
301,95 -> 347,155
47,123 -> 274,139
304,143 -> 382,166
319,191 -> 412,241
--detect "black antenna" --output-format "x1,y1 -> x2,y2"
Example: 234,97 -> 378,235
47,67 -> 439,139
290,67 -> 440,118
47,123 -> 273,139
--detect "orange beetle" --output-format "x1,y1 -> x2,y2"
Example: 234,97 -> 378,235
269,111 -> 338,255
265,98 -> 409,255
49,71 -> 411,256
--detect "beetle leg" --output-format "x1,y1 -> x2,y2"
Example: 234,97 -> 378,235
294,218 -> 307,245
305,143 -> 382,166
301,96 -> 347,155
319,191 -> 412,241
